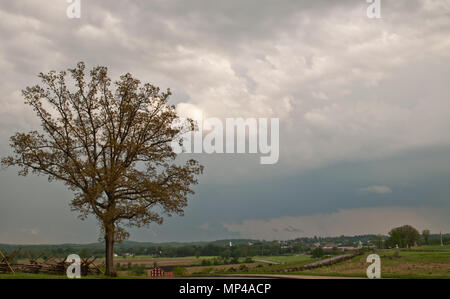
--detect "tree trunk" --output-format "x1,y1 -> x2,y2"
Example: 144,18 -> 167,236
105,224 -> 115,276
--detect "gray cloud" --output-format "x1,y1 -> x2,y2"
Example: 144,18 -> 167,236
223,206 -> 450,240
1,0 -> 450,173
1,0 -> 449,243
359,185 -> 392,195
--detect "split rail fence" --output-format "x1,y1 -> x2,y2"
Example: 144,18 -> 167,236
0,249 -> 103,276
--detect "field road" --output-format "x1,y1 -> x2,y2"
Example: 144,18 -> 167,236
254,259 -> 281,265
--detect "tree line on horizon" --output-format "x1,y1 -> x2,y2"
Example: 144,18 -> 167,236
1,227 -> 447,262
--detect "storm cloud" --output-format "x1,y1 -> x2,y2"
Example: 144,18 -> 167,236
0,0 -> 449,242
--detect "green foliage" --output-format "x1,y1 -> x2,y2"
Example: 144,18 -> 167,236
244,256 -> 254,263
115,263 -> 122,271
311,247 -> 324,258
173,267 -> 186,277
422,229 -> 430,245
1,233 -> 447,262
130,264 -> 146,276
387,225 -> 420,248
201,259 -> 212,266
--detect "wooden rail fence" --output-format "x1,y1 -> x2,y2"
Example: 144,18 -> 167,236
0,249 -> 104,276
271,251 -> 363,273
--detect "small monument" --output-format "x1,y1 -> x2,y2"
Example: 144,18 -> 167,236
357,241 -> 363,249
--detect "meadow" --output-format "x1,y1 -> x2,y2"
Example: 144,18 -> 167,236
292,246 -> 450,279
1,246 -> 449,279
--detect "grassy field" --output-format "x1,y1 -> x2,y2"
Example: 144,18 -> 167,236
101,256 -> 209,268
187,255 -> 319,276
2,246 -> 449,278
291,246 -> 450,279
188,246 -> 450,278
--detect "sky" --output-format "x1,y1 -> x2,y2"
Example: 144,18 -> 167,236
0,0 -> 450,244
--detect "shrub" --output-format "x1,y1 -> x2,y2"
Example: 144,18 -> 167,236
311,247 -> 325,258
130,264 -> 146,276
239,265 -> 249,272
244,257 -> 254,263
201,259 -> 212,266
173,267 -> 186,277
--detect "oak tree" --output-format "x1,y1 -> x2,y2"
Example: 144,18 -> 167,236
387,225 -> 420,248
1,62 -> 203,276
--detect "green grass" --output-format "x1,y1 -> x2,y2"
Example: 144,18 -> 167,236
188,255 -> 319,276
403,245 -> 450,252
293,246 -> 450,279
4,247 -> 448,279
99,255 -> 217,260
195,246 -> 450,278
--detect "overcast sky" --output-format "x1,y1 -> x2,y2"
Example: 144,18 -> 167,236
1,0 -> 450,244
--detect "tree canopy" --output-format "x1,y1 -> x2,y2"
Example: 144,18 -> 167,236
387,225 -> 420,248
1,62 -> 203,275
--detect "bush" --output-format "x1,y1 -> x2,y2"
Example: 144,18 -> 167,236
311,247 -> 325,258
130,264 -> 146,276
115,263 -> 125,271
239,264 -> 249,272
244,257 -> 254,263
173,267 -> 186,277
201,259 -> 212,266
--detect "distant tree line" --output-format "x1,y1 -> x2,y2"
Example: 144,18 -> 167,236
1,230 -> 447,261
372,225 -> 448,249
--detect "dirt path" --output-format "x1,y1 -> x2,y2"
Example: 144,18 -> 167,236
254,259 -> 281,265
